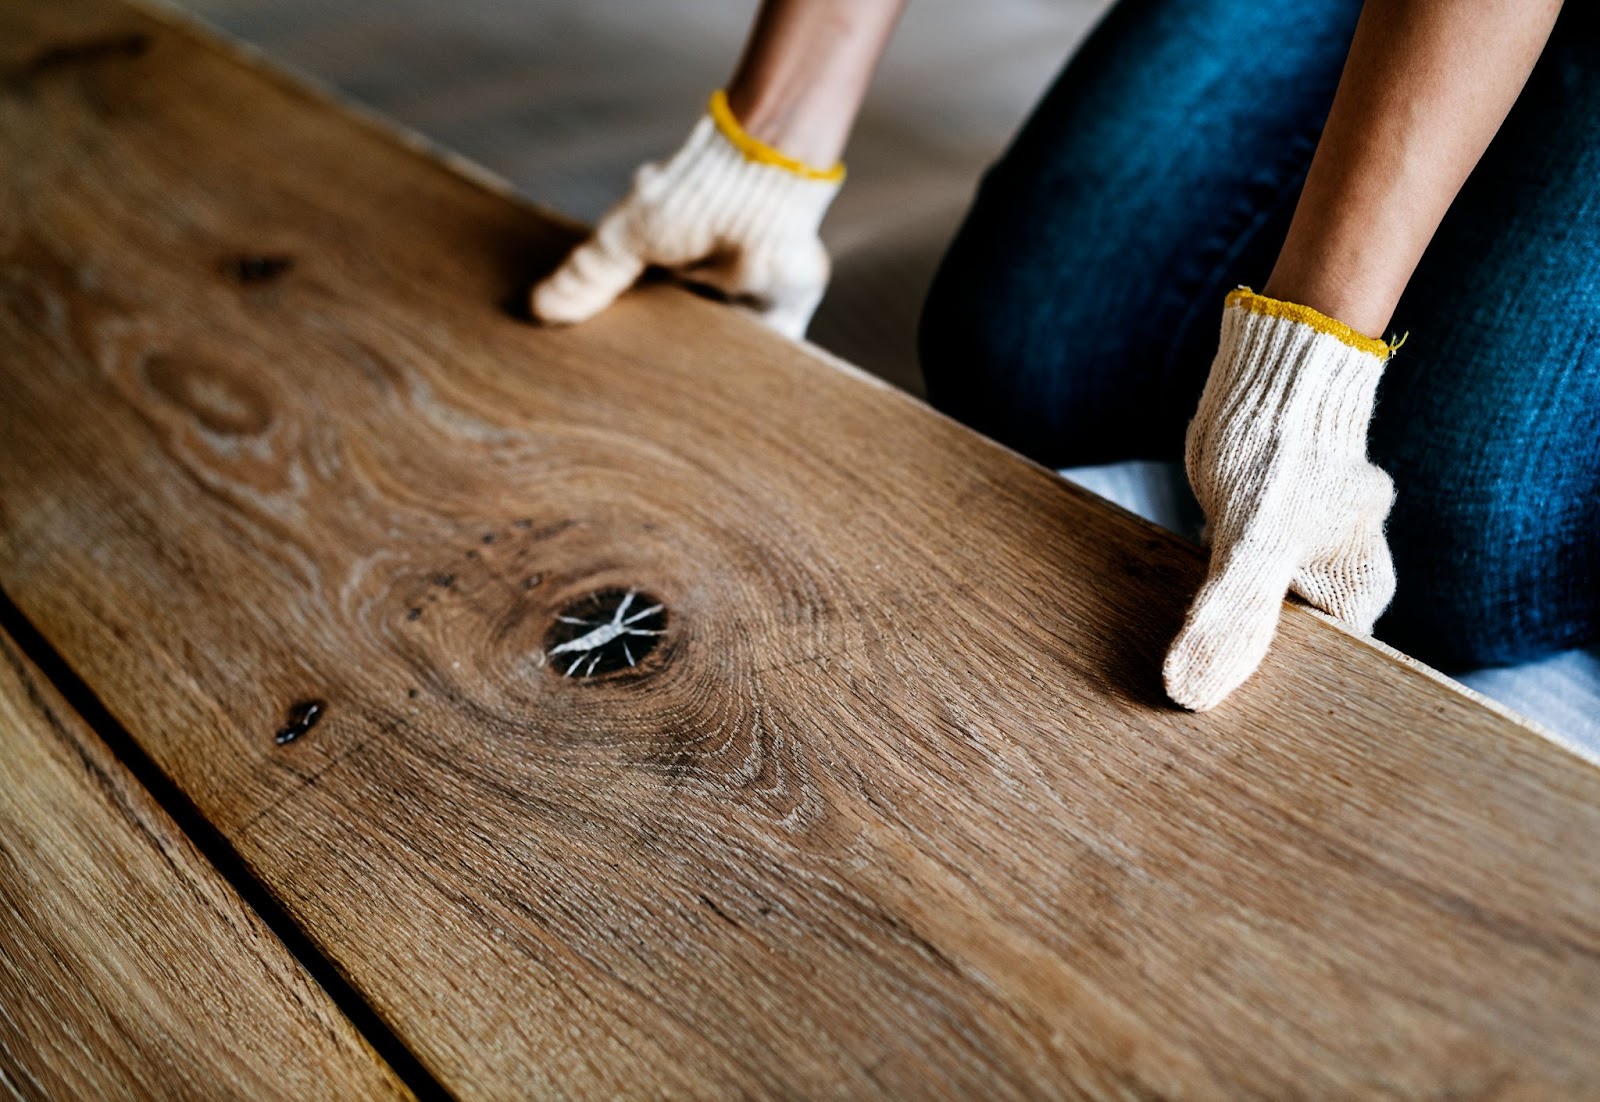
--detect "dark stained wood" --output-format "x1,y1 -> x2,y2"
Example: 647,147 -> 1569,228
0,626 -> 414,1101
2,0 -> 1599,1096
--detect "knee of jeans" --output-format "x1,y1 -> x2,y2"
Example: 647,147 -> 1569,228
1379,484 -> 1580,670
918,244 -> 1001,411
915,263 -> 1064,463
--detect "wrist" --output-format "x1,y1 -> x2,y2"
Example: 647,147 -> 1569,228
716,86 -> 848,178
1260,260 -> 1402,341
721,0 -> 902,171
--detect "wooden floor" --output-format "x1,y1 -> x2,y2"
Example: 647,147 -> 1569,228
3,0 -> 1599,1097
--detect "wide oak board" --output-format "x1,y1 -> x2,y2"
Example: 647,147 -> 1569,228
2,0 -> 1598,1097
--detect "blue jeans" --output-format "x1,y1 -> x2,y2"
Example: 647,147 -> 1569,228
918,0 -> 1600,671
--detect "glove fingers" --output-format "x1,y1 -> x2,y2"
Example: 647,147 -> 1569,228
1163,538 -> 1300,711
1291,520 -> 1396,634
529,213 -> 647,325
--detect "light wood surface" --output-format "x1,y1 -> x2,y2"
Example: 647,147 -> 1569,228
3,0 -> 1599,1097
0,625 -> 413,1101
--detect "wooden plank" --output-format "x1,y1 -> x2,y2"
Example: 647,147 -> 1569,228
0,625 -> 414,1100
2,0 -> 1598,1096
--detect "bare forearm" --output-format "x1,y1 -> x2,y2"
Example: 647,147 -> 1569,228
1265,0 -> 1561,336
725,0 -> 907,167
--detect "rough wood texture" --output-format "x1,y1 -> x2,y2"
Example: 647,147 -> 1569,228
0,626 -> 413,1101
2,0 -> 1599,1097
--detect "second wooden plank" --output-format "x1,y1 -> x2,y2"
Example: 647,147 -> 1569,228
0,625 -> 413,1101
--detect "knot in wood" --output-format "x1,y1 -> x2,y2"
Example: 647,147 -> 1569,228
544,587 -> 666,679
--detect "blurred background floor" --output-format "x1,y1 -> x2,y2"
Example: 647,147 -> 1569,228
175,0 -> 1100,395
171,0 -> 1599,760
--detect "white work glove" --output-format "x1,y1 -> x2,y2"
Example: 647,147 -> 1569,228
1163,288 -> 1400,711
530,90 -> 845,340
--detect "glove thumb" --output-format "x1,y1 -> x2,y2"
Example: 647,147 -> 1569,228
530,211 -> 646,326
1163,537 -> 1299,711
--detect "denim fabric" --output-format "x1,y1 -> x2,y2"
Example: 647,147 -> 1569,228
918,0 -> 1599,671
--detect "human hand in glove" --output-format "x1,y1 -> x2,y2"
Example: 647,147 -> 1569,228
530,90 -> 845,340
1153,0 -> 1566,709
1163,289 -> 1400,711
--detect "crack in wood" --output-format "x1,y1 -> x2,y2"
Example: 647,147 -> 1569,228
544,587 -> 666,679
273,698 -> 325,745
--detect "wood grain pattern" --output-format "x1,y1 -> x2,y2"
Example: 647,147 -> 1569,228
2,0 -> 1599,1097
0,626 -> 413,1101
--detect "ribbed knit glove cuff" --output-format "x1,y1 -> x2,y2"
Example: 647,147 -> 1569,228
1195,289 -> 1392,543
655,90 -> 845,245
1163,288 -> 1399,711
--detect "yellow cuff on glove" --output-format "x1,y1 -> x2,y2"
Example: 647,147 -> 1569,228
1226,287 -> 1404,359
707,89 -> 846,183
